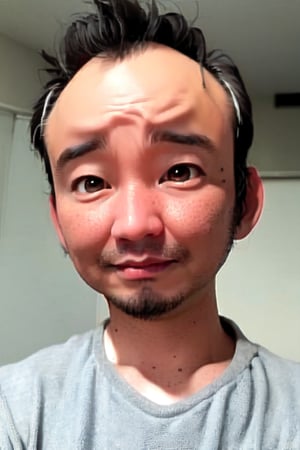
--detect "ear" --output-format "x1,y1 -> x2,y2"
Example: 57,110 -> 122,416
49,195 -> 67,250
234,167 -> 264,240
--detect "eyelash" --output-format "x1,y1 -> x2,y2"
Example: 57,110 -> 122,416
71,163 -> 204,194
159,163 -> 205,184
71,176 -> 111,194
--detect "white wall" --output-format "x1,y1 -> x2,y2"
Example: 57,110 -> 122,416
250,96 -> 300,173
0,33 -> 42,111
0,112 -> 13,220
0,34 -> 38,217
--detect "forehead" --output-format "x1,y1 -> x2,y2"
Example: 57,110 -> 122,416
46,45 -> 233,147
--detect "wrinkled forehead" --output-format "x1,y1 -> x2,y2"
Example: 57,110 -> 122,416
46,45 -> 233,143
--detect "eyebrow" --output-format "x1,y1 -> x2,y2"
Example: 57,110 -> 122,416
55,129 -> 215,172
56,137 -> 106,171
151,130 -> 216,152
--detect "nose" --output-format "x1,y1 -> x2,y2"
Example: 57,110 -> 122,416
111,184 -> 164,241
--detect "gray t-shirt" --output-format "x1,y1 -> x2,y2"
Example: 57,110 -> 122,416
0,319 -> 300,449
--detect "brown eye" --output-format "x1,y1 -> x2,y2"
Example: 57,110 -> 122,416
75,176 -> 110,193
160,164 -> 202,183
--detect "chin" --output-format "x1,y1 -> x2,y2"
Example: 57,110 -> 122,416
104,285 -> 186,320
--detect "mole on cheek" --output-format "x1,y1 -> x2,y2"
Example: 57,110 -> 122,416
219,168 -> 226,183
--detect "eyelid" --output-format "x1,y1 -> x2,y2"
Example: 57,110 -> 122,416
159,162 -> 205,184
71,175 -> 109,193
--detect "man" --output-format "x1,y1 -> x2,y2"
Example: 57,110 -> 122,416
0,0 -> 299,448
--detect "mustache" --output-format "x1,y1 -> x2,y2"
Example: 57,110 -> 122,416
97,243 -> 190,267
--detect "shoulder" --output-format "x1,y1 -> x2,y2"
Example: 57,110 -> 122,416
254,345 -> 300,385
249,347 -> 300,445
0,327 -> 99,388
0,329 -> 101,416
240,343 -> 300,419
0,326 -> 103,444
225,318 -> 300,401
225,318 -> 300,385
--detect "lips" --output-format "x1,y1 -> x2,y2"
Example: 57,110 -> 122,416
114,258 -> 176,280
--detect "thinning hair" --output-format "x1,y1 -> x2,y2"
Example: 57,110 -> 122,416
31,0 -> 253,226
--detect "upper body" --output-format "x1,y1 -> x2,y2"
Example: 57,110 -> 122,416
3,0 -> 295,447
1,319 -> 300,450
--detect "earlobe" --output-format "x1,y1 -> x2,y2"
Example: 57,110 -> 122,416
234,167 -> 264,240
49,195 -> 67,250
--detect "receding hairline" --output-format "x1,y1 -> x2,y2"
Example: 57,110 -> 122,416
48,42 -> 233,114
45,42 -> 237,150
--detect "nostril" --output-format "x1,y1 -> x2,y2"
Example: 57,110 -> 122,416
111,215 -> 164,241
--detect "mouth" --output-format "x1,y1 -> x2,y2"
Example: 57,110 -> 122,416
113,258 -> 176,280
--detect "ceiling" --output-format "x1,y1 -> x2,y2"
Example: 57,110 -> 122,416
0,0 -> 299,96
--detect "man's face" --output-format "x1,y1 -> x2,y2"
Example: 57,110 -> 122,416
46,45 -> 238,319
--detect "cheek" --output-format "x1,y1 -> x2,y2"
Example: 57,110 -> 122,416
55,202 -> 112,252
164,187 -> 234,241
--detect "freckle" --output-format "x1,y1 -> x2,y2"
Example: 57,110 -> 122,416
220,167 -> 224,172
178,368 -> 183,372
222,179 -> 226,184
114,328 -> 118,333
173,355 -> 177,359
152,366 -> 156,370
193,320 -> 197,325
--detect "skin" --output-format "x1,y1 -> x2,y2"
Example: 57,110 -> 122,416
46,44 -> 263,404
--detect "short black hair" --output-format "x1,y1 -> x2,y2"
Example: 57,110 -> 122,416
31,0 -> 253,226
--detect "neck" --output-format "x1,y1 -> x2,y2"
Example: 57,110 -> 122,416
104,290 -> 235,404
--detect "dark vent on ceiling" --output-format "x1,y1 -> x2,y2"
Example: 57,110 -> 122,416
274,93 -> 300,108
